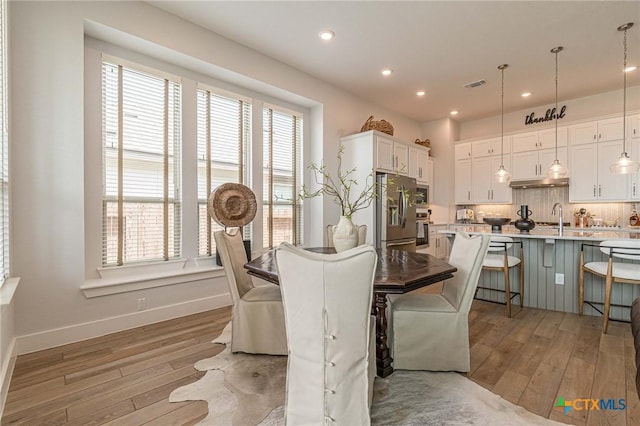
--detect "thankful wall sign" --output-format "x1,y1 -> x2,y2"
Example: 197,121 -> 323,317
525,105 -> 567,125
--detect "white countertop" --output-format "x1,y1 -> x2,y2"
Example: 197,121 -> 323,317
442,224 -> 640,241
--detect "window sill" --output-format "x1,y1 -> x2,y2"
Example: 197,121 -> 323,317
82,260 -> 225,298
0,277 -> 21,306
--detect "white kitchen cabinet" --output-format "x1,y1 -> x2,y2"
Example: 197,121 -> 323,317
569,117 -> 624,145
428,158 -> 434,189
422,225 -> 448,260
471,156 -> 512,203
455,143 -> 472,161
629,115 -> 640,200
570,140 -> 628,201
472,137 -> 510,158
374,133 -> 409,175
454,159 -> 472,204
409,145 -> 430,184
511,128 -> 568,181
512,147 -> 567,180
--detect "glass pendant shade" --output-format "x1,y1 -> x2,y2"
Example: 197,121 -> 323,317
610,152 -> 640,174
495,165 -> 512,183
546,159 -> 569,179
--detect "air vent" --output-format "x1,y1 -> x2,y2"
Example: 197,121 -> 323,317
464,79 -> 487,88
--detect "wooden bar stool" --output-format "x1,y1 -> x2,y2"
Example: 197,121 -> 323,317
579,240 -> 640,333
477,236 -> 524,318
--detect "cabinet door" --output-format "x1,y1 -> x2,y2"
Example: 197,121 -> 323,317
408,146 -> 420,180
454,159 -> 472,204
472,139 -> 492,158
471,156 -> 491,203
538,147 -> 568,177
491,156 -> 513,203
417,149 -> 430,184
629,115 -> 640,140
631,138 -> 640,200
491,136 -> 511,155
569,122 -> 597,145
454,143 -> 472,160
569,144 -> 598,201
511,151 -> 539,180
427,158 -> 434,191
597,117 -> 624,142
435,235 -> 448,260
597,140 -> 628,200
538,127 -> 567,150
512,132 -> 539,153
394,142 -> 409,175
375,136 -> 394,172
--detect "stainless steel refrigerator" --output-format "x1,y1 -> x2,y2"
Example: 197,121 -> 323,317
376,174 -> 417,251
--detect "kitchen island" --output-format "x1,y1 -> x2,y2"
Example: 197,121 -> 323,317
442,225 -> 640,320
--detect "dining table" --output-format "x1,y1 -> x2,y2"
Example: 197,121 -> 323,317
244,247 -> 457,377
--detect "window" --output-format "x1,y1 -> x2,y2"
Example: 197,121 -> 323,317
0,0 -> 8,282
102,61 -> 182,266
196,88 -> 251,256
263,107 -> 303,249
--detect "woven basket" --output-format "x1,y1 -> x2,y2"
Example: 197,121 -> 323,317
414,138 -> 431,148
360,115 -> 394,136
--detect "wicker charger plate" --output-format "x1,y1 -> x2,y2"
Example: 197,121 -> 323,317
208,183 -> 257,227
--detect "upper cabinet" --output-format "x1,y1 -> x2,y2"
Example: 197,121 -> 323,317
629,114 -> 640,200
455,143 -> 472,161
409,145 -> 430,185
375,134 -> 409,175
568,117 -> 628,202
511,128 -> 568,181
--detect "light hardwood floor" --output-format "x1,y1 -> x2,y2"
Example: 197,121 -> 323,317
2,298 -> 637,425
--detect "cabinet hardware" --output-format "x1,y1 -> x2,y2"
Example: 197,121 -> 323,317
598,133 -> 602,140
468,191 -> 470,201
633,183 -> 637,197
593,134 -> 596,140
593,185 -> 596,197
598,185 -> 602,197
488,189 -> 490,200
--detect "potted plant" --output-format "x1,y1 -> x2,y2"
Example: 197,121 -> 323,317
300,145 -> 378,251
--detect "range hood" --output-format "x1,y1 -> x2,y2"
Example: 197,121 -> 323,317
509,177 -> 569,189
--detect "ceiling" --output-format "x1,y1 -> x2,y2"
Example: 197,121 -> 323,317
148,1 -> 640,123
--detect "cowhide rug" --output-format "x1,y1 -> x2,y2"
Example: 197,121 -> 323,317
170,323 -> 565,425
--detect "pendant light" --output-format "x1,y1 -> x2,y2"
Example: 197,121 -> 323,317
610,22 -> 640,174
545,46 -> 569,179
495,64 -> 511,183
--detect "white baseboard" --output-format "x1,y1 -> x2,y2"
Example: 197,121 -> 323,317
16,293 -> 231,355
0,337 -> 17,419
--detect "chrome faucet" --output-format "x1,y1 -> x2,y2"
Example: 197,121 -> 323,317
552,203 -> 563,235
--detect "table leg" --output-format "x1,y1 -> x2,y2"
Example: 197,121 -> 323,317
373,291 -> 393,377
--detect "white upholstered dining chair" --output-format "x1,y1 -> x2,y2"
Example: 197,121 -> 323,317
214,229 -> 287,355
326,224 -> 367,247
389,232 -> 490,372
579,239 -> 640,334
275,243 -> 378,425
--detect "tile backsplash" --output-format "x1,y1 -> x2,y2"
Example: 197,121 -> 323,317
459,186 -> 637,225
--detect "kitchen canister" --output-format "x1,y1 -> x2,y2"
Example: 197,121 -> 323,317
514,204 -> 536,233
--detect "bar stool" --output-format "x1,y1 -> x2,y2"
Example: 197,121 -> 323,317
579,240 -> 640,333
477,236 -> 524,318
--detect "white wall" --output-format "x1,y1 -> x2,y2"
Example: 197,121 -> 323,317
459,86 -> 640,141
9,1 -> 421,352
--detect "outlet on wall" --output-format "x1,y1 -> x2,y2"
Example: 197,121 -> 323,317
137,297 -> 147,311
555,273 -> 565,285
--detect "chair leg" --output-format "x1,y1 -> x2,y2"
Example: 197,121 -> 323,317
504,265 -> 512,318
578,251 -> 585,316
602,258 -> 614,334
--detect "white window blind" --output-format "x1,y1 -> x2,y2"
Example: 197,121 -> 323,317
0,0 -> 8,282
196,89 -> 251,256
102,61 -> 182,266
263,108 -> 303,249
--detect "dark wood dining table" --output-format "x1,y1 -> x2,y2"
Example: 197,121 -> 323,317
244,247 -> 457,377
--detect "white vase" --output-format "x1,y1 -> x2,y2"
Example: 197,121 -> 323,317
332,216 -> 359,252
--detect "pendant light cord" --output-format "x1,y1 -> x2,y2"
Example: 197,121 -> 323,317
554,48 -> 559,161
501,65 -> 505,167
623,26 -> 628,154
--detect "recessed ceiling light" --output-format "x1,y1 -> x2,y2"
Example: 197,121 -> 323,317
625,65 -> 637,72
521,92 -> 532,98
416,90 -> 426,97
381,68 -> 393,76
319,30 -> 334,41
450,110 -> 459,116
